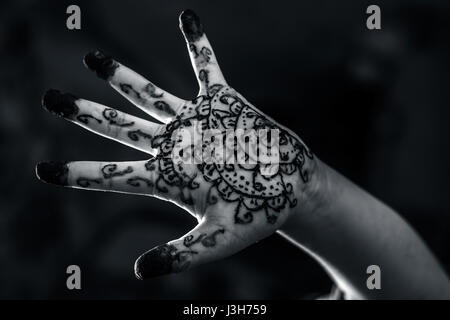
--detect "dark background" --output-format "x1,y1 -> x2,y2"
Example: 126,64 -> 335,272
0,0 -> 449,299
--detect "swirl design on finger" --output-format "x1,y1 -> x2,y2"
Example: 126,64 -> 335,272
102,108 -> 135,127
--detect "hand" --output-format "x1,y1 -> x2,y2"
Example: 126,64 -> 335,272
36,9 -> 318,279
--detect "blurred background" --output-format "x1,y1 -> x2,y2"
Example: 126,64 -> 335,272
0,0 -> 449,299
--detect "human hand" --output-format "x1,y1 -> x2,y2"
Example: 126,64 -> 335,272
36,9 -> 318,279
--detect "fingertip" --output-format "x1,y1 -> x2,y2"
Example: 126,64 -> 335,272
134,256 -> 144,280
134,244 -> 177,280
42,89 -> 60,108
41,89 -> 79,118
83,50 -> 118,80
179,9 -> 204,42
179,9 -> 197,21
83,50 -> 105,71
35,161 -> 69,186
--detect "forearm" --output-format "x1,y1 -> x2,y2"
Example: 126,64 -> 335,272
279,158 -> 450,299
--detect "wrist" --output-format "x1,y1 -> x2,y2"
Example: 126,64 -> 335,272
279,157 -> 333,243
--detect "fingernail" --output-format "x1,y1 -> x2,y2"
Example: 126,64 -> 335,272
134,244 -> 180,279
42,89 -> 79,118
83,50 -> 118,80
35,161 -> 69,186
179,9 -> 204,42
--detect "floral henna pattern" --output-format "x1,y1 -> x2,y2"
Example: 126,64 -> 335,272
149,84 -> 314,225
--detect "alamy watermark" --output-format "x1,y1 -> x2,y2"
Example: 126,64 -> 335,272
66,265 -> 81,290
366,264 -> 381,290
169,120 -> 280,177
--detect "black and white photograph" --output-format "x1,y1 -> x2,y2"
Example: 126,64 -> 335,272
0,0 -> 449,307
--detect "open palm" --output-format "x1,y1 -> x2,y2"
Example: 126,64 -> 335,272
36,10 -> 316,279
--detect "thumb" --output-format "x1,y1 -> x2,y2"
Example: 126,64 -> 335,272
134,220 -> 237,279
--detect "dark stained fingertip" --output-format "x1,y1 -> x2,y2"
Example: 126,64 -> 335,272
35,161 -> 69,186
83,50 -> 119,80
42,89 -> 79,118
179,9 -> 204,42
134,244 -> 175,279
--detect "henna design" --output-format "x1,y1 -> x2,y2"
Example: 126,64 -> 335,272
41,12 -> 318,282
150,83 -> 314,225
102,108 -> 135,127
147,150 -> 200,205
234,201 -> 254,224
199,47 -> 212,64
183,234 -> 204,247
119,81 -> 177,117
193,47 -> 212,67
198,69 -> 210,93
189,43 -> 199,58
136,229 -> 224,279
76,177 -> 101,188
42,89 -> 79,119
120,83 -> 176,117
126,177 -> 153,188
101,164 -> 133,179
209,84 -> 224,97
143,83 -> 163,98
119,83 -> 141,99
128,129 -> 153,142
200,47 -> 212,61
77,114 -> 103,125
36,161 -> 69,186
202,229 -> 225,247
154,101 -> 176,116
145,158 -> 157,171
180,9 -> 204,42
84,50 -> 119,80
135,244 -> 197,278
183,228 -> 225,248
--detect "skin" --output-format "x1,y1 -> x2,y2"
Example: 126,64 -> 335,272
36,10 -> 450,298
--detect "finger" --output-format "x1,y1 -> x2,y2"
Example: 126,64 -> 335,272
179,9 -> 227,96
42,89 -> 161,155
134,219 -> 240,279
84,50 -> 185,123
35,160 -> 160,196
